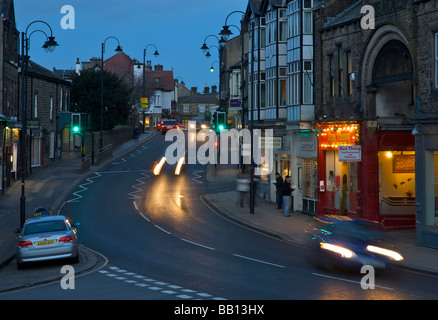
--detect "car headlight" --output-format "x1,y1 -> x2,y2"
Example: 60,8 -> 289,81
320,242 -> 355,258
366,245 -> 403,261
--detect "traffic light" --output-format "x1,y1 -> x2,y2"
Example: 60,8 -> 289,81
217,112 -> 226,131
72,113 -> 81,133
212,112 -> 217,131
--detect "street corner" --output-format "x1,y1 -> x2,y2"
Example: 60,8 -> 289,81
0,245 -> 101,294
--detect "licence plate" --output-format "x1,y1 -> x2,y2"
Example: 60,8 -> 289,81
35,240 -> 56,247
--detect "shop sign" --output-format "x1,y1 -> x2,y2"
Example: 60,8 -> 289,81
338,145 -> 362,162
229,99 -> 242,110
259,136 -> 282,149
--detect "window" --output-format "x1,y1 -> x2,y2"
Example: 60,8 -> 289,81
280,9 -> 287,41
303,71 -> 313,104
338,46 -> 344,96
346,51 -> 353,95
329,55 -> 335,97
303,11 -> 312,34
50,96 -> 53,120
34,93 -> 38,118
280,79 -> 287,105
435,33 -> 438,89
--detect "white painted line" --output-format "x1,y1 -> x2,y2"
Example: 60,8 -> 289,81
177,294 -> 193,299
181,238 -> 216,251
148,286 -> 163,291
162,290 -> 177,295
197,293 -> 212,297
233,254 -> 285,268
133,201 -> 138,211
154,225 -> 172,235
311,272 -> 394,290
125,280 -> 138,284
139,213 -> 150,222
135,283 -> 149,287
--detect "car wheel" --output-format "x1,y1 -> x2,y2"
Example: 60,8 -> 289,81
70,252 -> 80,264
16,260 -> 25,270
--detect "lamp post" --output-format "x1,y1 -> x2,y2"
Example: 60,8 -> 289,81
219,10 -> 254,213
100,36 -> 122,150
142,44 -> 159,130
20,20 -> 58,227
200,35 -> 225,113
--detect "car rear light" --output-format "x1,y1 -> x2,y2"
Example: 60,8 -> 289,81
18,241 -> 33,248
59,236 -> 74,242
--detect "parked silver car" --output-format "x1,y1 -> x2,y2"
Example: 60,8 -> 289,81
15,215 -> 79,269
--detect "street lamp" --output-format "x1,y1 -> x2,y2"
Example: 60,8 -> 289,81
141,44 -> 159,131
210,61 -> 219,72
219,10 -> 252,212
100,36 -> 122,149
20,20 -> 58,227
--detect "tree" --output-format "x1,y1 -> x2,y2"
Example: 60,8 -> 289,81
70,69 -> 132,131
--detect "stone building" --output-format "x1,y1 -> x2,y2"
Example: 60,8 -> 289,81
313,0 -> 438,247
0,0 -> 19,191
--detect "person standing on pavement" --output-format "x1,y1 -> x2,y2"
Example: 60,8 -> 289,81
236,174 -> 250,207
274,172 -> 283,209
282,175 -> 296,217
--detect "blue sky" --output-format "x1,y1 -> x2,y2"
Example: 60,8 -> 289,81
15,0 -> 248,90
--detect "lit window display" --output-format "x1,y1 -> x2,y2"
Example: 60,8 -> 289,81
378,151 -> 415,215
426,151 -> 438,230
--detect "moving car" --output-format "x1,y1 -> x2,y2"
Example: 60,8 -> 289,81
15,215 -> 79,269
308,216 -> 403,271
160,119 -> 177,134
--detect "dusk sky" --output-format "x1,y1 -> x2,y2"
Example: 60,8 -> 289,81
15,0 -> 248,91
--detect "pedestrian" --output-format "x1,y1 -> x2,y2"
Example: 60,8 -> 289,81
236,174 -> 250,207
282,175 -> 296,217
273,172 -> 283,209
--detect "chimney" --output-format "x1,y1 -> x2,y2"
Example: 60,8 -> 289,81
154,64 -> 163,71
204,85 -> 210,94
191,87 -> 198,94
146,60 -> 152,71
211,85 -> 217,93
75,57 -> 81,75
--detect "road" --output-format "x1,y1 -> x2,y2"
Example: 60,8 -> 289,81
2,134 -> 438,304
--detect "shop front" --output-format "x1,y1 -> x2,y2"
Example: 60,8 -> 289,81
317,122 -> 360,217
317,121 -> 417,229
414,123 -> 438,249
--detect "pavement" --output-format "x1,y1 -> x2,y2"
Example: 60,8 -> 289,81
1,134 -> 437,294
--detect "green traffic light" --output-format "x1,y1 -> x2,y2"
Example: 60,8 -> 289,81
73,126 -> 79,133
219,125 -> 224,130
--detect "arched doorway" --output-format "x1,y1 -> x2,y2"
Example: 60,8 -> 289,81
359,27 -> 417,229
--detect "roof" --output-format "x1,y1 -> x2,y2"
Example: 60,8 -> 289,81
104,51 -> 136,80
145,69 -> 174,91
0,0 -> 14,21
179,93 -> 218,105
321,0 -> 362,31
22,58 -> 71,85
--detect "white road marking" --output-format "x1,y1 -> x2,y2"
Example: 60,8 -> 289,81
154,225 -> 172,235
233,254 -> 285,268
311,272 -> 394,290
101,265 -> 226,300
181,238 -> 216,251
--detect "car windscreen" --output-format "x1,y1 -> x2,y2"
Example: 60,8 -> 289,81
162,121 -> 175,125
23,220 -> 68,235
